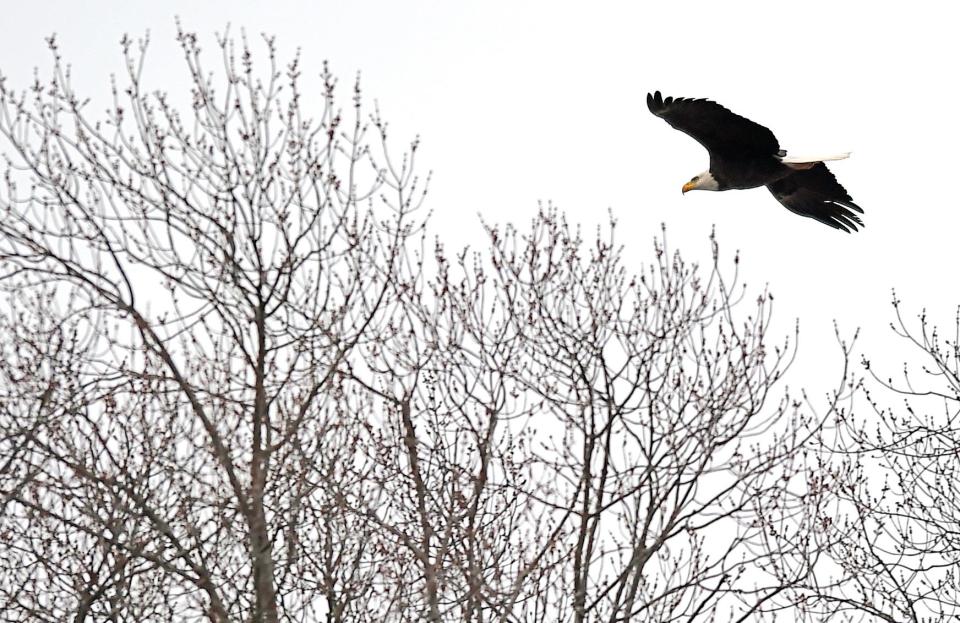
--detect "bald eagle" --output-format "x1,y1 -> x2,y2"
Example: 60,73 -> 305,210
647,91 -> 864,233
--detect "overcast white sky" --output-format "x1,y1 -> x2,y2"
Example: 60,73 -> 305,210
2,1 -> 957,388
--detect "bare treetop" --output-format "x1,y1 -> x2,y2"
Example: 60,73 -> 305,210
0,28 -> 853,623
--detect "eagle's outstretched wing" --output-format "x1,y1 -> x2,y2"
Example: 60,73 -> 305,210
766,163 -> 864,232
646,91 -> 780,158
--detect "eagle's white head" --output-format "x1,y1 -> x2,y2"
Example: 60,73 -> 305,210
682,171 -> 720,193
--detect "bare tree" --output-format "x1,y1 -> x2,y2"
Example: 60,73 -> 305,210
0,26 -> 428,622
792,297 -> 960,622
474,216 -> 852,622
0,27 -> 846,622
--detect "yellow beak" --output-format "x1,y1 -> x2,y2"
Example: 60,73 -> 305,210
682,181 -> 696,194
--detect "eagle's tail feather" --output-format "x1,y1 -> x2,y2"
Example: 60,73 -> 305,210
778,151 -> 851,166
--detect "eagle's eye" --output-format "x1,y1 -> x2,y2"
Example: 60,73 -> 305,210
692,176 -> 700,183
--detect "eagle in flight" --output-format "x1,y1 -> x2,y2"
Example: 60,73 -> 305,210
647,91 -> 864,232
